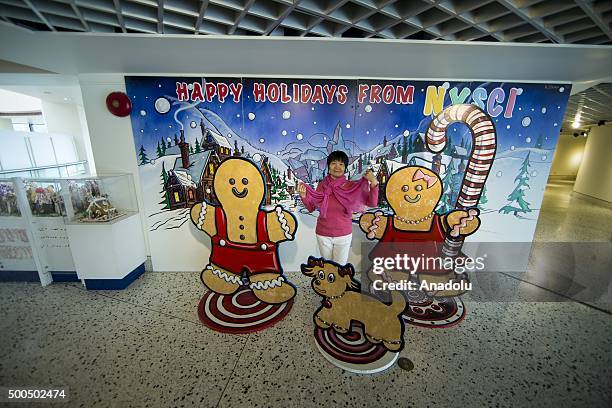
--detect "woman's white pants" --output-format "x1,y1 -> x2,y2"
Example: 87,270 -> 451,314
316,233 -> 352,265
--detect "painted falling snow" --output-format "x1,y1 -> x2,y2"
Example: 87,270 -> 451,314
126,77 -> 571,270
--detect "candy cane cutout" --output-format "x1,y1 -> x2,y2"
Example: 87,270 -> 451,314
426,104 -> 497,256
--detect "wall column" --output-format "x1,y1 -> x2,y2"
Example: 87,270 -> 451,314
78,74 -> 151,255
574,124 -> 612,202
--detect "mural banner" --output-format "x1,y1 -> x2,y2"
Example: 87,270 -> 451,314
125,77 -> 570,272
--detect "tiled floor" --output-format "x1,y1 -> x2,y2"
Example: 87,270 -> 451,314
1,180 -> 611,407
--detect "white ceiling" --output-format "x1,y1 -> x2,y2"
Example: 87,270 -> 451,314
0,0 -> 610,44
562,82 -> 612,130
1,21 -> 611,83
0,87 -> 42,111
0,3 -> 611,125
0,73 -> 83,105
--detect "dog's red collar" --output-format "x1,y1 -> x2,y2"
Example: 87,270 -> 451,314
322,292 -> 345,308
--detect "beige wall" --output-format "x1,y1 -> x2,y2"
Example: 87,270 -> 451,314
574,124 -> 612,202
549,133 -> 587,178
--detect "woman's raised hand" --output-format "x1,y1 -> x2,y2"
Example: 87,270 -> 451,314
364,169 -> 378,186
297,182 -> 307,198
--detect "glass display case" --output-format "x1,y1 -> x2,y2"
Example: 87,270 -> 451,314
0,180 -> 21,217
0,174 -> 142,286
0,179 -> 38,282
24,179 -> 67,217
63,174 -> 138,224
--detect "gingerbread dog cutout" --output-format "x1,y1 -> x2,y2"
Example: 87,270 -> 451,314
190,157 -> 297,304
360,166 -> 480,296
301,256 -> 406,352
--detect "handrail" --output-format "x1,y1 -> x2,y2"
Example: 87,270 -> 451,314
0,160 -> 88,175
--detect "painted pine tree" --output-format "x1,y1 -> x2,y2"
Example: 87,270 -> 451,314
535,134 -> 544,149
138,145 -> 149,165
444,136 -> 453,156
499,152 -> 532,216
156,141 -> 163,158
160,138 -> 166,156
477,185 -> 489,210
195,137 -> 201,153
437,159 -> 456,213
189,145 -> 194,154
278,174 -> 288,201
160,162 -> 170,209
401,136 -> 408,163
270,167 -> 280,202
390,143 -> 398,158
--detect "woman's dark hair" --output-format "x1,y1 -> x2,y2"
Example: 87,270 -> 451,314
327,150 -> 349,169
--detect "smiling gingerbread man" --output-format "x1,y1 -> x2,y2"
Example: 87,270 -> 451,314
360,166 -> 480,288
190,157 -> 297,304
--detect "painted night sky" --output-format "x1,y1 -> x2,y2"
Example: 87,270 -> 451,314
125,77 -> 571,159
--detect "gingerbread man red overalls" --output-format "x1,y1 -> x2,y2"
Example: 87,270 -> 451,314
359,166 -> 480,294
190,158 -> 297,304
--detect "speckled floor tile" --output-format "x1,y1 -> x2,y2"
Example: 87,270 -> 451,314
1,180 -> 611,407
219,299 -> 608,407
462,271 -> 568,302
516,180 -> 612,310
67,271 -> 207,325
499,301 -> 612,402
533,180 -> 612,243
0,282 -> 247,407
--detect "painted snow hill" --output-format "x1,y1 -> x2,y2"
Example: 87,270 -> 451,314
138,99 -> 553,246
278,123 -> 365,183
470,146 -> 554,242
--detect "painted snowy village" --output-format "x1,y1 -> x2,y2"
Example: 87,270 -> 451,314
126,78 -> 569,271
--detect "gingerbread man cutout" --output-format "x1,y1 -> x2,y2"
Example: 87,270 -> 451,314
190,157 -> 298,304
359,166 -> 480,290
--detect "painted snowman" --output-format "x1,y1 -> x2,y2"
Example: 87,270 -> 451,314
190,157 -> 298,304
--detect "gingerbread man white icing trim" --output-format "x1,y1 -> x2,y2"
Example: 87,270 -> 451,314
207,264 -> 242,285
449,208 -> 479,238
366,211 -> 383,239
197,201 -> 207,230
275,206 -> 293,240
249,275 -> 285,290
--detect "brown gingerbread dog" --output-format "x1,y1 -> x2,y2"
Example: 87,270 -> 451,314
301,256 -> 406,352
359,166 -> 480,295
190,157 -> 297,304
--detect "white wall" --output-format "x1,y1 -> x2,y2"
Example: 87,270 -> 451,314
40,99 -> 93,166
549,133 -> 587,179
0,118 -> 12,129
78,73 -> 150,254
574,124 -> 612,202
76,104 -> 96,173
0,88 -> 41,112
0,130 -> 80,174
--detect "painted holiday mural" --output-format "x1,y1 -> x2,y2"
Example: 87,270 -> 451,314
125,77 -> 570,272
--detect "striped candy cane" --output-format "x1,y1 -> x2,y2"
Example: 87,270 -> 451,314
426,104 -> 497,257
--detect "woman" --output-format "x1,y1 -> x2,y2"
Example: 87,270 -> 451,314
298,150 -> 379,265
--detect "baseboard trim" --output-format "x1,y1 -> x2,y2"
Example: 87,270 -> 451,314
0,270 -> 39,282
51,271 -> 80,282
572,191 -> 612,209
83,263 -> 145,290
548,175 -> 576,182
